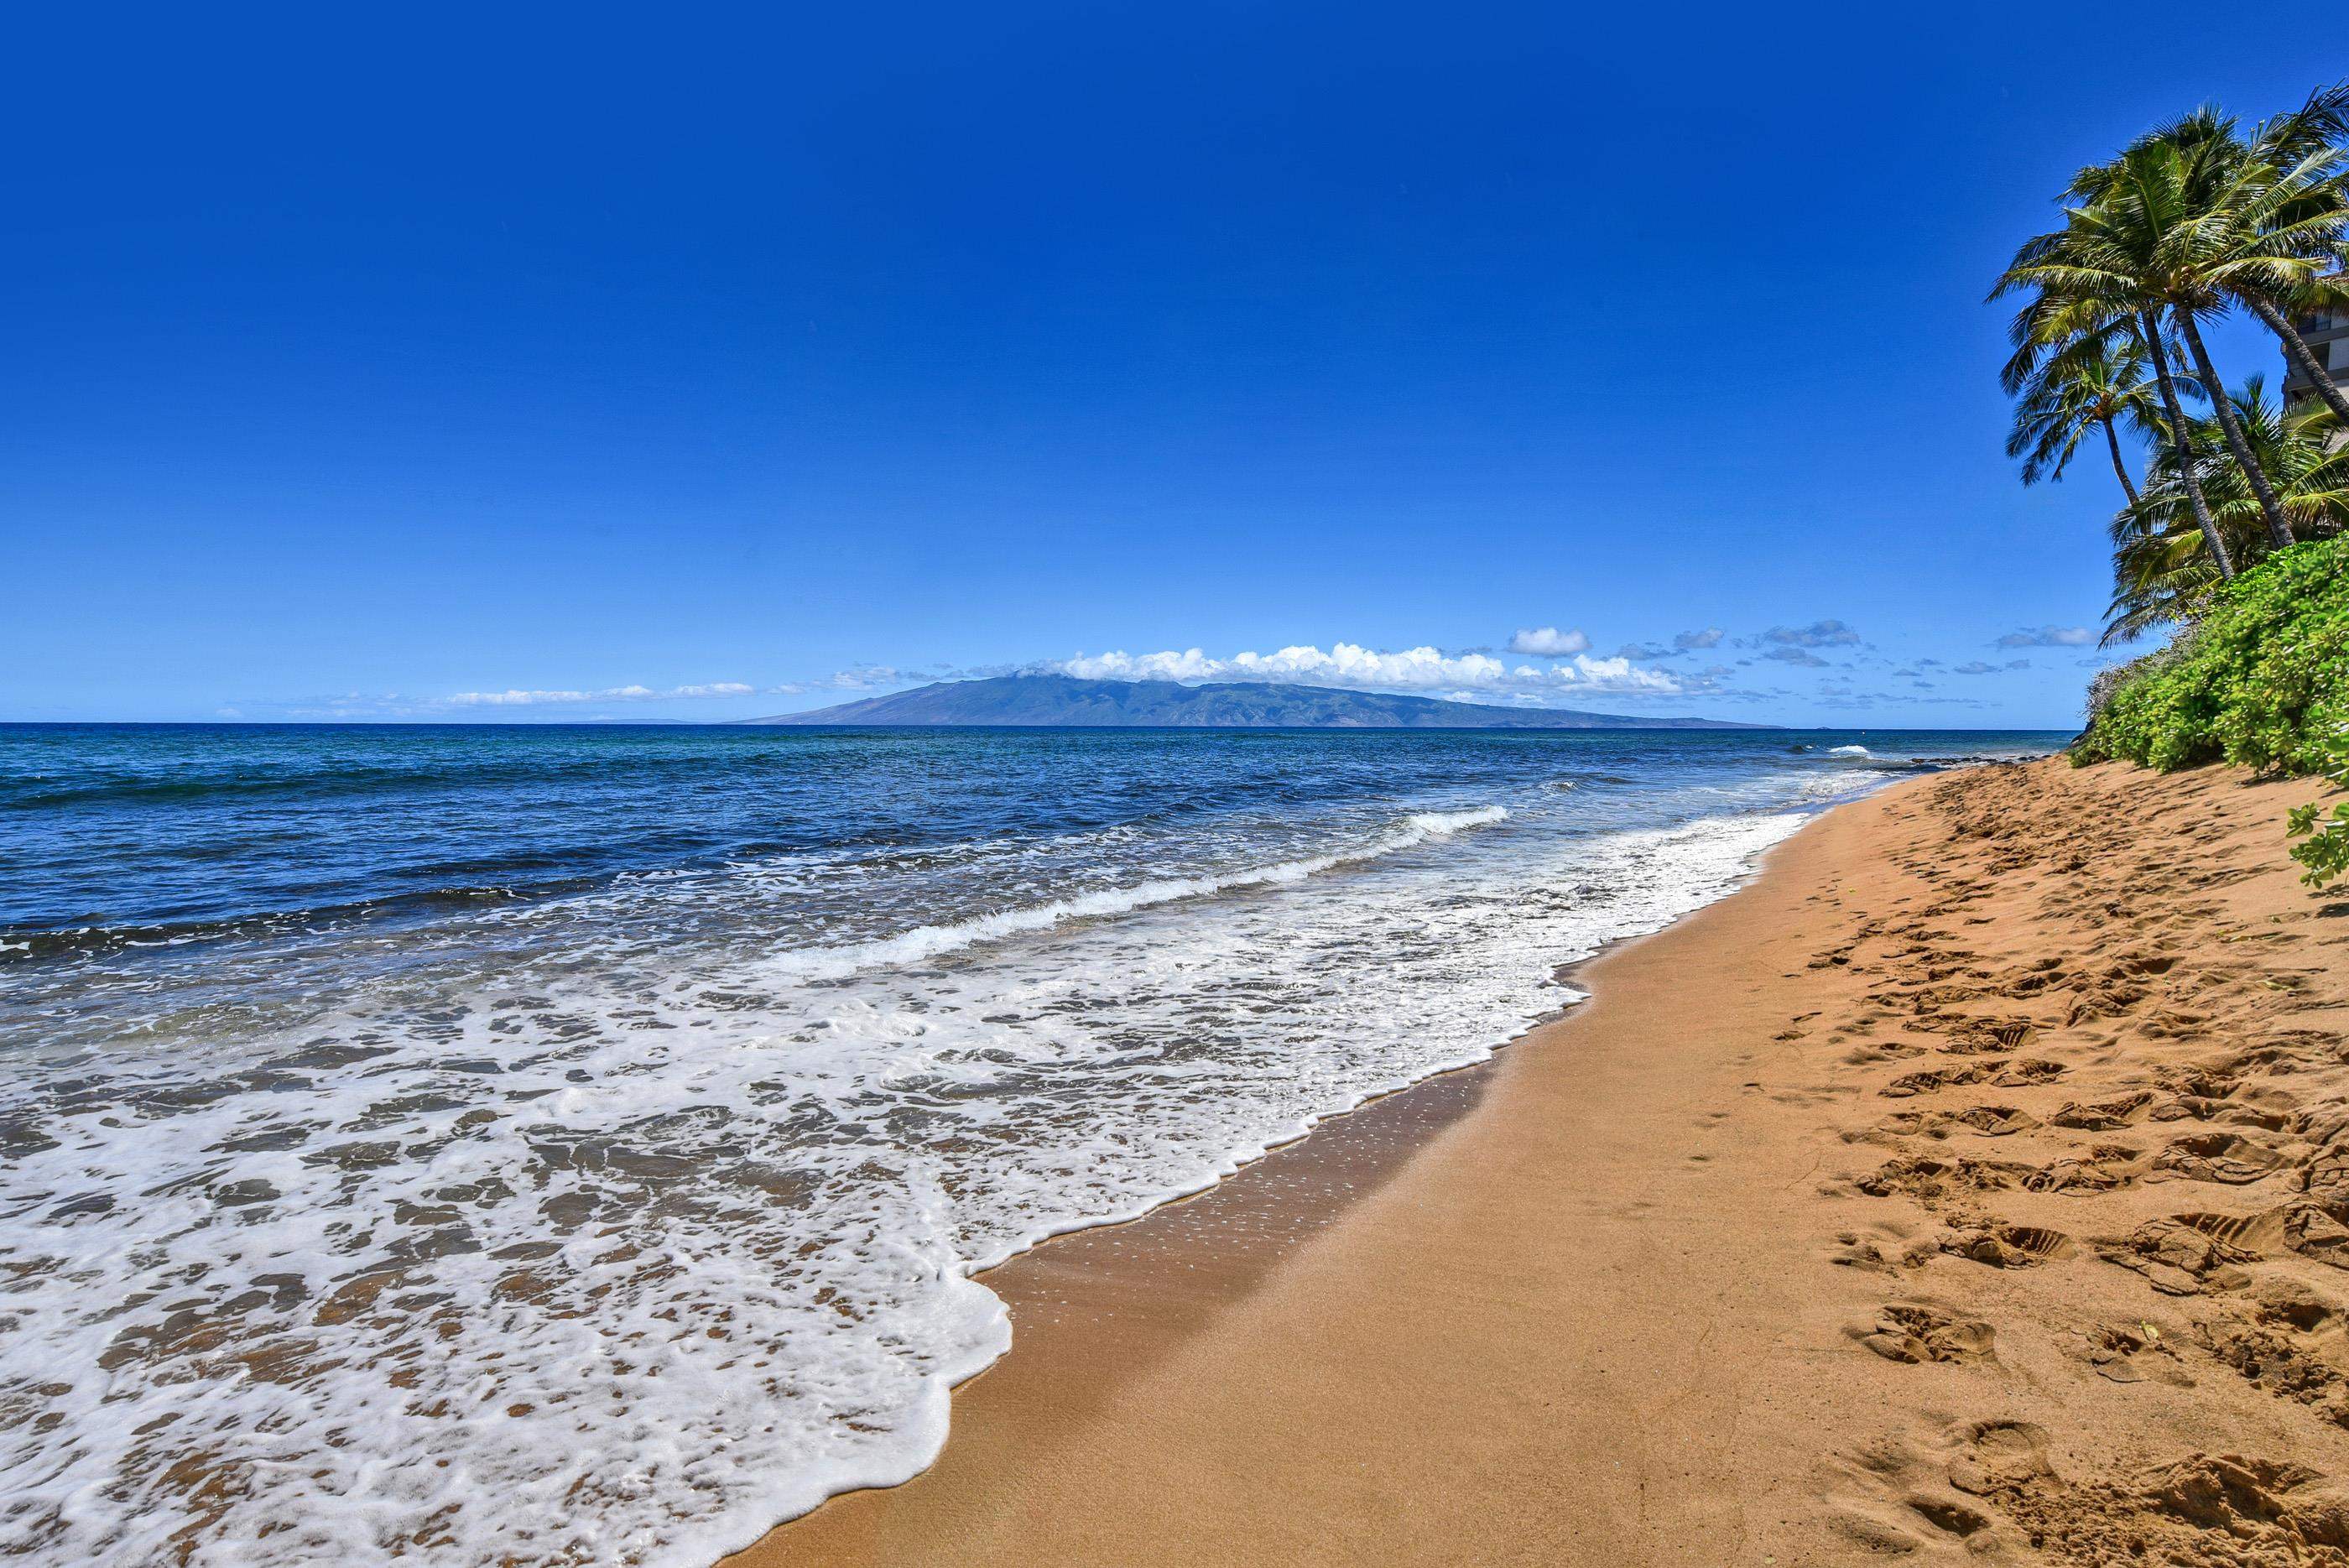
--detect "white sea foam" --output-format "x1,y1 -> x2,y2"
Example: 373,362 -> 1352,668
756,805 -> 1508,984
0,798 -> 1813,1566
1829,744 -> 1872,757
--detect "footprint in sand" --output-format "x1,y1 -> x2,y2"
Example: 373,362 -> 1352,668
2164,1092 -> 2296,1131
2078,1321 -> 2189,1384
1826,1418 -> 2046,1555
1881,1060 -> 2007,1098
2100,1213 -> 2263,1295
2195,1316 -> 2349,1423
1945,1418 -> 2054,1496
1855,1153 -> 2029,1201
1847,1301 -> 1998,1365
1940,1018 -> 2040,1055
1941,1222 -> 2072,1268
2024,1143 -> 2143,1194
1878,1104 -> 2040,1140
2152,1131 -> 2291,1185
2052,1091 -> 2157,1130
1916,1409 -> 2300,1562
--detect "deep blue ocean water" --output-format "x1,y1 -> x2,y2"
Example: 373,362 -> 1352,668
0,722 -> 2063,1565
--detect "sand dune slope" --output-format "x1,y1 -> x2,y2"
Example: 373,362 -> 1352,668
731,758 -> 2349,1565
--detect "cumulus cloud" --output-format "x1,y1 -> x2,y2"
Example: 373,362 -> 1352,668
1950,659 -> 2029,675
1049,642 -> 1681,698
1674,627 -> 1725,650
1994,625 -> 2093,649
1546,654 -> 1680,694
1506,626 -> 1591,657
449,681 -> 758,707
1761,646 -> 1830,668
1762,619 -> 1862,648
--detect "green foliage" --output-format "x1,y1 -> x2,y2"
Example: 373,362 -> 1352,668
2288,727 -> 2349,887
2076,534 -> 2349,776
2103,384 -> 2347,644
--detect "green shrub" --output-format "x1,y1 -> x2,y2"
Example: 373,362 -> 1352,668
2075,535 -> 2349,775
2288,726 -> 2349,889
2075,535 -> 2349,889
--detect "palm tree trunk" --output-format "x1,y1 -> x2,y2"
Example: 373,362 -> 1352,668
2176,310 -> 2294,554
2102,417 -> 2141,508
2142,310 -> 2235,580
2242,290 -> 2349,425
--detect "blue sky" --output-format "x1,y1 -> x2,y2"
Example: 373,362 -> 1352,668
1,2 -> 2328,727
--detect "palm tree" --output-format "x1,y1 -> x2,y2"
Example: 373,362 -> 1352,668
2001,138 -> 2292,558
2005,320 -> 2174,504
2105,378 -> 2348,641
2071,88 -> 2349,426
2204,87 -> 2349,425
1996,219 -> 2237,577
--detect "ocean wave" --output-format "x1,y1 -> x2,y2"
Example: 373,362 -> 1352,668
756,805 -> 1511,984
0,876 -> 596,966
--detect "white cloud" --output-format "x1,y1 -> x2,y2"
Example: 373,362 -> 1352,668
1059,648 -> 1230,682
1994,625 -> 2092,649
448,681 -> 756,707
1507,626 -> 1591,657
1555,654 -> 1680,693
1050,641 -> 1680,699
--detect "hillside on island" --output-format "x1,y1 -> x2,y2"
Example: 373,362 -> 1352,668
743,674 -> 1771,730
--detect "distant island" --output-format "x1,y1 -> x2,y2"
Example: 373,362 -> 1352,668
740,674 -> 1772,730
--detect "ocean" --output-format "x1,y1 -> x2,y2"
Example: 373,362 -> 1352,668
0,722 -> 2063,1565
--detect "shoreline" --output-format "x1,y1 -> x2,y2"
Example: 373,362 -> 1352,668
727,757 -> 2349,1563
706,789 -> 1836,1560
722,779 -> 1874,1564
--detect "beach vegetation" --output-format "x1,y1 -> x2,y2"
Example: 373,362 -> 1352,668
2103,381 -> 2347,643
2287,727 -> 2349,888
2075,534 -> 2349,782
2001,82 -> 2349,882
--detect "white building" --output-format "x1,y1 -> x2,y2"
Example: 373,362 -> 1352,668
2283,293 -> 2349,412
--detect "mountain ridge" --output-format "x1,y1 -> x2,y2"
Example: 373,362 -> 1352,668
739,675 -> 1771,730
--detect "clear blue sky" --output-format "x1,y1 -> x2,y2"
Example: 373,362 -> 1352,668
2,2 -> 2329,727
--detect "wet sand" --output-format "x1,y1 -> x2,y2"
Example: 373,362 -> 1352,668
727,758 -> 2349,1565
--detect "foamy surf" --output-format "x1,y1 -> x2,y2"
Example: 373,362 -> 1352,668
756,805 -> 1508,984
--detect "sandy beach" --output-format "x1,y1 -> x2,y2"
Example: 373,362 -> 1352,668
731,757 -> 2349,1565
